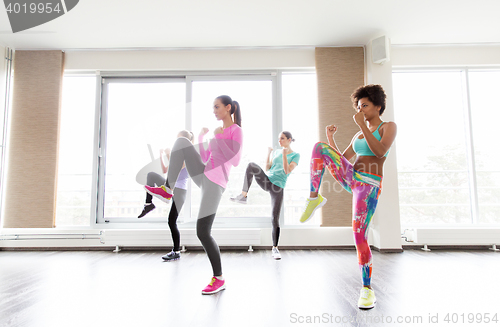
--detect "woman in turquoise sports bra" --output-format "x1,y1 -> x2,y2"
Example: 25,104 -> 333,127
300,84 -> 397,310
230,131 -> 300,260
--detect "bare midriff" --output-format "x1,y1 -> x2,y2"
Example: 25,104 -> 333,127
353,156 -> 386,177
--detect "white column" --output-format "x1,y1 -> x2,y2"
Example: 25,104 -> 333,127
365,38 -> 402,251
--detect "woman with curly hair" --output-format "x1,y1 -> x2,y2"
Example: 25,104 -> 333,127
300,84 -> 397,309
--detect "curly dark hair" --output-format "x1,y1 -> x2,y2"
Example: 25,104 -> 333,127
351,84 -> 386,115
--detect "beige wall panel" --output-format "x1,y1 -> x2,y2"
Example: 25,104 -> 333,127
4,50 -> 63,228
315,47 -> 364,227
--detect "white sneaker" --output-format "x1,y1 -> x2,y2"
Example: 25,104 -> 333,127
272,247 -> 281,260
230,194 -> 247,204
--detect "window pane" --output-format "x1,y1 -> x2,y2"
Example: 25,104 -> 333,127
55,76 -> 96,226
469,71 -> 500,224
282,73 -> 320,225
393,71 -> 472,224
190,80 -> 273,222
104,82 -> 186,220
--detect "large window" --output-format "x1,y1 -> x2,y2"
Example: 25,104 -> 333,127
98,79 -> 186,223
55,71 -> 319,227
55,76 -> 96,226
393,69 -> 500,225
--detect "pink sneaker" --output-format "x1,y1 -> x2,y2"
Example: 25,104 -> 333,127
201,277 -> 226,295
144,185 -> 173,203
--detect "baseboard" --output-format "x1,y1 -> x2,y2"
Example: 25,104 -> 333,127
0,245 -> 405,252
0,245 -> 355,251
372,246 -> 404,253
402,244 -> 497,251
0,246 -> 116,251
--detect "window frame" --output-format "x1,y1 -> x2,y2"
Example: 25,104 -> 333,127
89,70 -> 317,229
0,49 -> 13,228
95,76 -> 187,225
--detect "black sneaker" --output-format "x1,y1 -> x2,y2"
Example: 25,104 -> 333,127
162,250 -> 181,261
138,203 -> 156,218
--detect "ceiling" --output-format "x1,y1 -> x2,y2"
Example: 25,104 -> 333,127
0,0 -> 499,50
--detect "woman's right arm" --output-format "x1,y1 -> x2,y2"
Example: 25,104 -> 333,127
326,124 -> 357,161
198,128 -> 211,162
326,125 -> 341,152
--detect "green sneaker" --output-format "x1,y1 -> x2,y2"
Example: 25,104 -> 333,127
299,194 -> 327,223
358,287 -> 376,309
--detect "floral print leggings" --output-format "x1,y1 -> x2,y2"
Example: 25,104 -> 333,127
310,142 -> 382,286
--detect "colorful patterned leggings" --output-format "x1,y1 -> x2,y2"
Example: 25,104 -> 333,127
310,142 -> 382,286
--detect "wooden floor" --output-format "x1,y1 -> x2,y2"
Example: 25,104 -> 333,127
0,248 -> 498,327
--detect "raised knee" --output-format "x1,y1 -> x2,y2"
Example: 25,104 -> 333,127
146,171 -> 158,179
172,136 -> 191,150
247,162 -> 261,173
314,141 -> 328,149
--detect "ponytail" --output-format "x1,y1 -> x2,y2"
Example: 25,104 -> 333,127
231,100 -> 242,127
216,95 -> 242,127
282,131 -> 295,142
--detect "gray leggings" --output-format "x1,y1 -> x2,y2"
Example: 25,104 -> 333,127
243,162 -> 284,247
166,137 -> 225,276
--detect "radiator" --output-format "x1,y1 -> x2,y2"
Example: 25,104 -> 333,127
102,229 -> 261,247
414,228 -> 500,246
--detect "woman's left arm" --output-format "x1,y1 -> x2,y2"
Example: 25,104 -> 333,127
354,113 -> 397,158
282,151 -> 298,174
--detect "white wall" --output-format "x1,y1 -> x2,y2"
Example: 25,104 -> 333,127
10,44 -> 498,249
3,47 -> 367,249
20,45 -> 500,249
391,44 -> 500,67
365,39 -> 403,251
64,48 -> 316,71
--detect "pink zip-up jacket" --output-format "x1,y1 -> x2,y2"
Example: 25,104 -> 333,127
198,123 -> 243,188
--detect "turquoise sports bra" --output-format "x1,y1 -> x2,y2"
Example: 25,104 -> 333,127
352,122 -> 389,157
